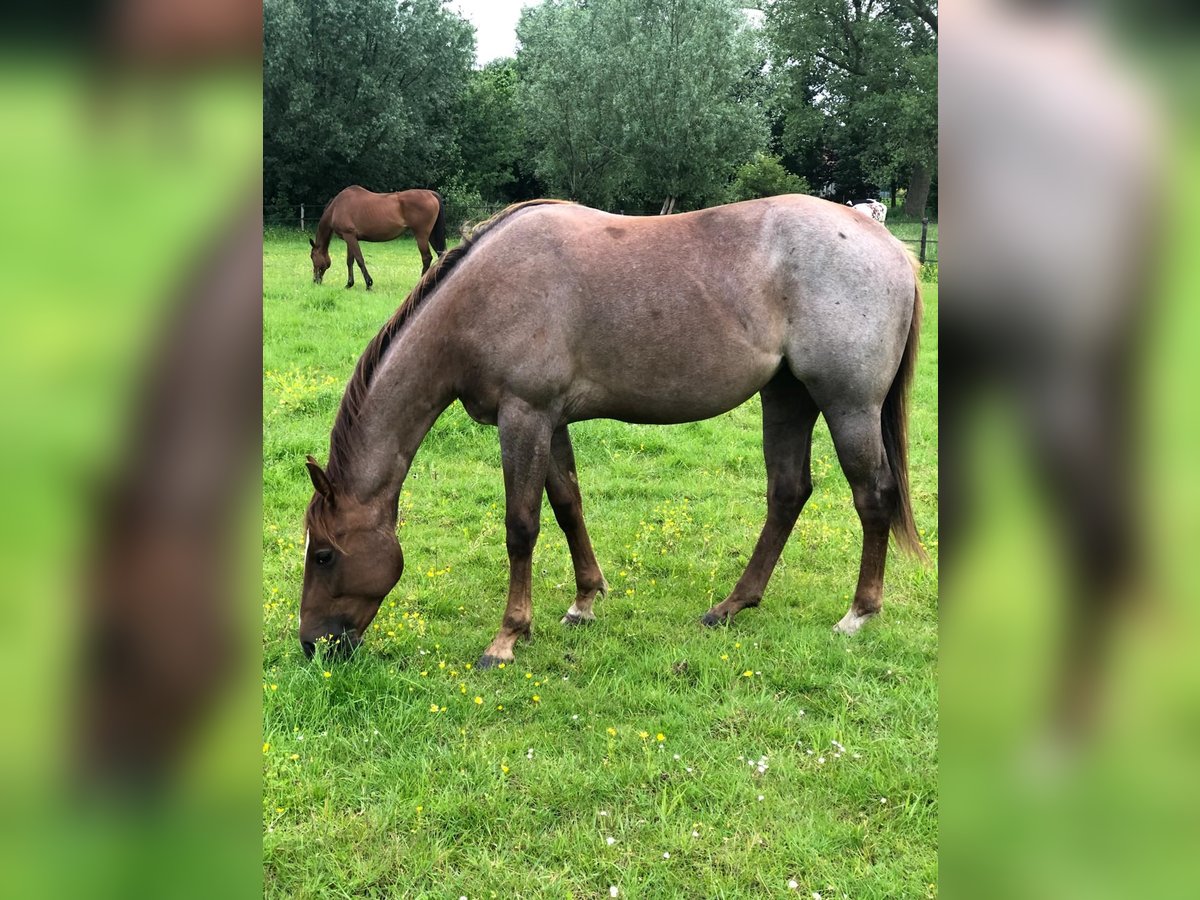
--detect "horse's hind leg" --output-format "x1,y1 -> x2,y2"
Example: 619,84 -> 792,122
344,235 -> 372,290
822,404 -> 897,634
416,235 -> 433,274
544,426 -> 607,625
702,371 -> 819,625
478,400 -> 555,669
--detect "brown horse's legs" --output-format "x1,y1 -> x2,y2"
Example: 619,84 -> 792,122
478,401 -> 555,669
345,243 -> 355,289
344,235 -> 372,290
822,405 -> 897,635
545,426 -> 608,625
416,236 -> 433,274
702,372 -> 819,625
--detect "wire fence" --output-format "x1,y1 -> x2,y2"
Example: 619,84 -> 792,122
265,204 -> 939,265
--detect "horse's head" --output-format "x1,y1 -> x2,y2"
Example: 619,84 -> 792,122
309,239 -> 331,284
299,456 -> 404,659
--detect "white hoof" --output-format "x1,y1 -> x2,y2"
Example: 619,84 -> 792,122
833,607 -> 876,635
561,603 -> 597,626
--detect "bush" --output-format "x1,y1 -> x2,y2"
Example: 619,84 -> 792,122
726,154 -> 810,203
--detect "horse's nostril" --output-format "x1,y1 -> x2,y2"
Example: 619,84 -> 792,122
301,640 -> 316,659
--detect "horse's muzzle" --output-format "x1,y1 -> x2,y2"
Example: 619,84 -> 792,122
300,629 -> 359,660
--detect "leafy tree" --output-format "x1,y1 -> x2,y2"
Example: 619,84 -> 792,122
455,59 -> 539,204
263,0 -> 474,209
515,0 -> 768,211
727,153 -> 810,202
766,0 -> 937,216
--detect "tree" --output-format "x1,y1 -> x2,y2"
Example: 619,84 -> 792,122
766,0 -> 937,216
516,0 -> 768,211
263,0 -> 474,209
455,59 -> 537,204
727,153 -> 810,202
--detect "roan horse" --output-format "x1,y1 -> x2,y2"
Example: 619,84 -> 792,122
309,186 -> 447,289
300,195 -> 926,668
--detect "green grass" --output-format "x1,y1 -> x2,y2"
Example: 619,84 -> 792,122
263,231 -> 938,899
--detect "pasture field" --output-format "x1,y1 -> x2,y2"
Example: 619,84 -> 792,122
263,228 -> 938,899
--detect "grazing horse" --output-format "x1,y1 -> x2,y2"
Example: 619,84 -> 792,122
309,186 -> 447,289
847,199 -> 888,224
299,195 -> 926,668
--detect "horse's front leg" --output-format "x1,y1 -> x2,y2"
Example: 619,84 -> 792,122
477,400 -> 555,669
545,426 -> 607,625
344,234 -> 372,290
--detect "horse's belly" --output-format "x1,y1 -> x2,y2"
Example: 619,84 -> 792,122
568,350 -> 781,425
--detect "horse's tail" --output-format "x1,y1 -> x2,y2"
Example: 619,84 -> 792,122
430,191 -> 448,255
882,255 -> 928,562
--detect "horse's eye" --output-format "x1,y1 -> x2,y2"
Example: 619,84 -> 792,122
313,548 -> 335,567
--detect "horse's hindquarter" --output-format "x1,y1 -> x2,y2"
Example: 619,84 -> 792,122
450,199 -> 914,424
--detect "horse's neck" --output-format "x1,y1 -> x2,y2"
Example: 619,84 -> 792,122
340,317 -> 457,506
315,216 -> 334,251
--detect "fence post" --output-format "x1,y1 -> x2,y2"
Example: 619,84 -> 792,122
300,203 -> 305,232
918,217 -> 928,264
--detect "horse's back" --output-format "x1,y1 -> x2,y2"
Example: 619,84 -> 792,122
445,197 -> 916,422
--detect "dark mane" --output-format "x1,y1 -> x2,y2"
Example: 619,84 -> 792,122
323,198 -> 573,484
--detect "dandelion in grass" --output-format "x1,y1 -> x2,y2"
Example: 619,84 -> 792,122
787,879 -> 798,890
262,742 -> 270,754
638,731 -> 649,740
429,704 -> 439,713
663,852 -> 670,859
501,764 -> 509,774
474,696 -> 483,705
532,694 -> 541,703
269,684 -> 278,691
607,727 -> 617,737
609,888 -> 619,898
742,670 -> 754,678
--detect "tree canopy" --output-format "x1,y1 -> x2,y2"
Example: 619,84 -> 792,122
264,0 -> 474,208
766,0 -> 937,214
262,0 -> 938,218
516,0 -> 768,211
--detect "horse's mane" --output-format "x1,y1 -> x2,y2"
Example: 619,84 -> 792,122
323,198 -> 573,484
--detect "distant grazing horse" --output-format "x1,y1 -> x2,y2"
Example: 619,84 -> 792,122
847,199 -> 888,224
309,186 -> 447,289
299,195 -> 925,668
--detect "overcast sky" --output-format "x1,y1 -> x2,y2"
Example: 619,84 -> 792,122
448,0 -> 528,66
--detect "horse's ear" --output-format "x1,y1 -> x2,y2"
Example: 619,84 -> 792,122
309,238 -> 316,248
305,455 -> 333,499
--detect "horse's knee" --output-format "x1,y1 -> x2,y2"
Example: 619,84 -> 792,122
505,515 -> 539,558
769,472 -> 812,516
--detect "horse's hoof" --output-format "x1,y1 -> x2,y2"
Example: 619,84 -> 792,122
833,608 -> 877,636
345,283 -> 354,290
560,604 -> 596,626
476,654 -> 512,670
700,610 -> 729,627
365,283 -> 373,291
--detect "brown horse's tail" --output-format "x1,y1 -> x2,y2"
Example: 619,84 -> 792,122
430,191 -> 447,255
882,259 -> 928,562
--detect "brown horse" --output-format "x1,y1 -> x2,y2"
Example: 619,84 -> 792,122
299,196 -> 926,668
309,186 -> 447,289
